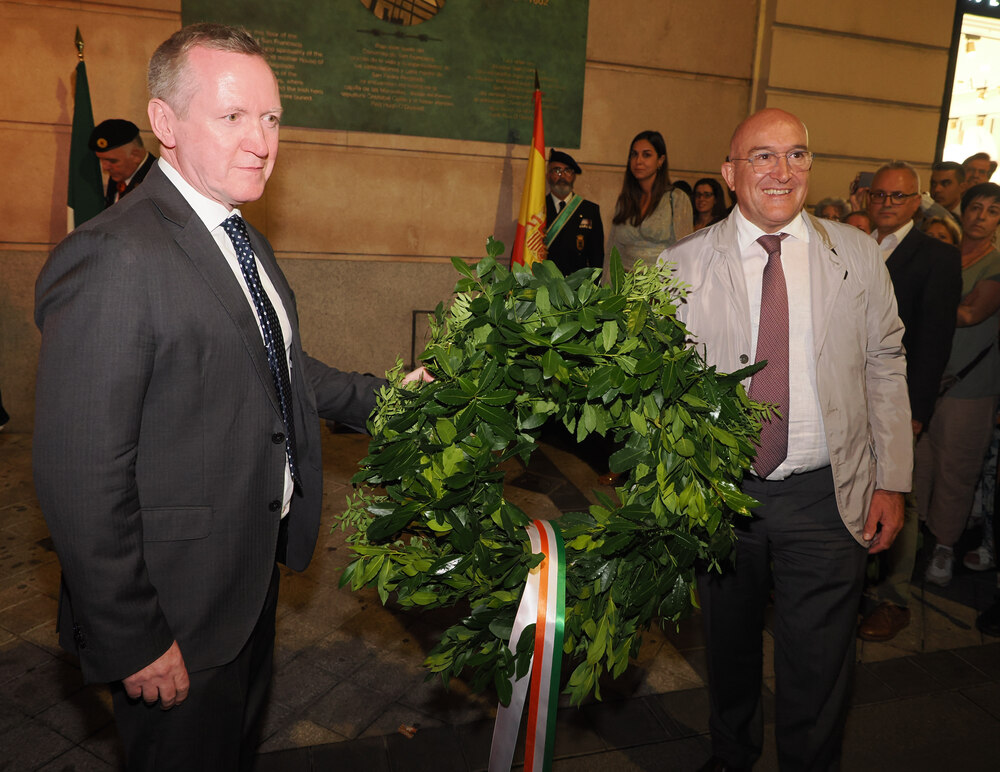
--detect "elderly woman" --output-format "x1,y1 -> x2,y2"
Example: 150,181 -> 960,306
922,215 -> 962,247
813,197 -> 849,221
919,183 -> 1000,586
606,130 -> 692,273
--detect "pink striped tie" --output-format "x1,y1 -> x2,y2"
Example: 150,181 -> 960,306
748,233 -> 789,477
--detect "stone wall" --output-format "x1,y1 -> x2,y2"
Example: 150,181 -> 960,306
0,0 -> 958,431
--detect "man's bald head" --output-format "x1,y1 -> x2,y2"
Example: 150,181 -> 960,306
728,109 -> 809,161
722,108 -> 812,233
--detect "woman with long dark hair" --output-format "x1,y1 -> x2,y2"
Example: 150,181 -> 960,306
605,130 -> 692,273
691,177 -> 729,231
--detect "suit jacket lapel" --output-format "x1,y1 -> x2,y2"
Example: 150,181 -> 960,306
885,227 -> 917,276
712,215 -> 753,351
806,214 -> 846,358
145,167 -> 282,415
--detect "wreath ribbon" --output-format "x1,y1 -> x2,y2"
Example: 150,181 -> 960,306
488,519 -> 566,772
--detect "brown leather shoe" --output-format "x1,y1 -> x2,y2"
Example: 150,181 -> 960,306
858,602 -> 910,641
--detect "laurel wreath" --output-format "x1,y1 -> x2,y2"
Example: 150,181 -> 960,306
337,240 -> 767,705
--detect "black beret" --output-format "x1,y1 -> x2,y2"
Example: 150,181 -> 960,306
89,119 -> 140,152
548,149 -> 582,174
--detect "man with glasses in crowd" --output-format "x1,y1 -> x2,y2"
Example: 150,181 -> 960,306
661,108 -> 912,772
857,162 -> 962,642
544,149 -> 604,276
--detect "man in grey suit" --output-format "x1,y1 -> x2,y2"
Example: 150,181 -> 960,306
34,23 -> 427,770
661,109 -> 912,771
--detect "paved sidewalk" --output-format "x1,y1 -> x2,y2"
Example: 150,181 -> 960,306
2,430 -> 999,770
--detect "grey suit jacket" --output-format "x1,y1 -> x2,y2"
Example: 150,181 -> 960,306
660,211 -> 913,544
34,164 -> 382,683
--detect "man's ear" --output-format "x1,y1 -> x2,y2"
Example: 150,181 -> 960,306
148,98 -> 176,149
721,161 -> 735,191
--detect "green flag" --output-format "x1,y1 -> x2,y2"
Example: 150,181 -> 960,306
68,59 -> 104,229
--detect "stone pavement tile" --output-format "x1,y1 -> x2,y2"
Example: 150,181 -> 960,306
2,503 -> 51,542
623,644 -> 705,695
455,718 -> 516,772
581,695 -> 672,749
864,655 -> 945,697
551,705 -> 607,758
0,717 -> 74,769
0,692 -> 27,735
36,683 -> 113,743
0,640 -> 55,686
677,645 -> 709,684
274,610 -> 344,670
395,673 -> 495,726
841,691 -> 1000,771
962,682 -> 1000,721
0,532 -> 59,580
255,746 -> 312,772
661,614 -> 705,652
37,745 -> 115,771
0,558 -> 62,601
336,602 -> 432,660
6,652 -> 85,716
311,735 -> 391,771
305,627 -> 377,679
954,641 -> 1000,680
0,591 -> 58,635
277,570 -> 369,629
270,654 -> 341,712
349,650 -> 428,702
79,722 -> 127,768
257,697 -> 293,747
914,591 -> 983,650
550,736 -> 712,772
20,616 -> 71,660
914,648 -> 992,688
258,717 -> 347,753
649,687 -> 710,738
358,701 -> 443,739
502,486 -> 563,520
305,677 -> 396,739
386,725 -> 468,772
850,662 -> 896,705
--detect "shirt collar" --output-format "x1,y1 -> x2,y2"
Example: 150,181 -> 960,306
732,206 -> 810,254
877,218 -> 914,254
157,157 -> 244,232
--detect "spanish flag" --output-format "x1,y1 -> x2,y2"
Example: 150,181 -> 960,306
511,74 -> 546,268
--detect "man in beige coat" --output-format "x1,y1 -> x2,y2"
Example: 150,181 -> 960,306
661,109 -> 912,772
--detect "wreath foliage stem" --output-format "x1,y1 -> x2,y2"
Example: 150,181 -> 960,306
337,240 -> 768,706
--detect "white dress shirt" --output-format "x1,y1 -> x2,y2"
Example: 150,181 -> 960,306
876,219 -> 913,261
159,158 -> 295,515
733,207 -> 830,478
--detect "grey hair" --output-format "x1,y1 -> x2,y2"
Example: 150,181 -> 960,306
874,160 -> 921,191
148,23 -> 267,116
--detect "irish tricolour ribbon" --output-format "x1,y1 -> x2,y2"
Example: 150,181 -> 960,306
488,519 -> 566,772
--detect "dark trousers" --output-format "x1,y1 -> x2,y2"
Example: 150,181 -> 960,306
698,467 -> 867,771
112,564 -> 280,772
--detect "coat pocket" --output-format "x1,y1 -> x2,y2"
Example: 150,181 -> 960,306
141,507 -> 212,542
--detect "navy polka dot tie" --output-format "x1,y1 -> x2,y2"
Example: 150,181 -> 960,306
222,214 -> 300,486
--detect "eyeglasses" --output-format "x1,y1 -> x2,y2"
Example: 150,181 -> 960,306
728,150 -> 814,172
549,167 -> 576,178
868,191 -> 920,205
694,191 -> 715,199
